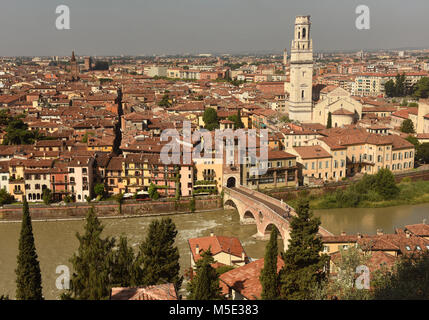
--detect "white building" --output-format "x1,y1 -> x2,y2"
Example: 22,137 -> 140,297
288,15 -> 314,123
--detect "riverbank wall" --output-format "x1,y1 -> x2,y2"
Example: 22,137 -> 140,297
0,196 -> 222,221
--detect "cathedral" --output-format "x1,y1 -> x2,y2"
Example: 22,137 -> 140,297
285,16 -> 363,126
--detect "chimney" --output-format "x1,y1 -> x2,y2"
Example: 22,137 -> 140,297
376,229 -> 384,236
210,231 -> 214,237
341,231 -> 346,236
242,251 -> 246,261
405,231 -> 411,238
357,233 -> 362,239
195,244 -> 200,255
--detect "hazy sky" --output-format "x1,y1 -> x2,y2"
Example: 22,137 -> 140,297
1,0 -> 428,56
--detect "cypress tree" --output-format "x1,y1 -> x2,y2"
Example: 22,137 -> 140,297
187,250 -> 223,300
327,112 -> 332,129
136,218 -> 183,291
279,198 -> 328,300
66,207 -> 115,300
260,227 -> 280,300
111,235 -> 137,287
15,199 -> 43,300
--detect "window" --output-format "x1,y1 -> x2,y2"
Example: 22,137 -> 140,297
416,246 -> 422,251
405,246 -> 411,251
69,168 -> 74,173
82,168 -> 88,175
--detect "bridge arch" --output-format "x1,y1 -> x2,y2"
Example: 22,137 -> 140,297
226,177 -> 237,188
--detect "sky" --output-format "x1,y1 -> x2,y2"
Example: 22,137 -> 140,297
1,0 -> 428,56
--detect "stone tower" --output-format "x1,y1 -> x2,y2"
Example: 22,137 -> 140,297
283,49 -> 288,66
288,16 -> 313,123
70,51 -> 79,81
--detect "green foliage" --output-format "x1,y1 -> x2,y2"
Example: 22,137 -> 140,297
63,195 -> 73,204
321,246 -> 372,300
416,143 -> 429,163
384,74 -> 411,97
0,189 -> 14,205
227,109 -> 245,129
42,188 -> 52,205
405,135 -> 419,148
318,170 -> 399,208
94,183 -> 105,199
15,199 -> 43,300
203,107 -> 219,131
279,198 -> 328,300
115,193 -> 124,214
260,227 -> 280,300
400,119 -> 415,134
136,218 -> 183,292
93,61 -> 109,71
408,102 -> 419,108
326,112 -> 332,129
279,115 -> 291,123
158,94 -> 172,108
65,207 -> 115,300
148,183 -> 160,200
111,236 -> 138,287
413,77 -> 429,99
0,295 -> 9,300
3,116 -> 43,145
187,250 -> 223,300
372,252 -> 429,299
216,265 -> 235,275
189,197 -> 196,212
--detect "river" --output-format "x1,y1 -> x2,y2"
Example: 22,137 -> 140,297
1,203 -> 429,299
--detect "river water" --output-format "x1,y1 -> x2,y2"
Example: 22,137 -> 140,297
1,203 -> 429,299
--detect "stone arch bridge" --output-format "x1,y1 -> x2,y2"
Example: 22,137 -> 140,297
223,186 -> 332,250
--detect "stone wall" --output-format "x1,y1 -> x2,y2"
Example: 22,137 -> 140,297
0,197 -> 222,221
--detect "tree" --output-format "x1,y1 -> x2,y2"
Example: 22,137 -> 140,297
189,197 -> 196,212
375,168 -> 399,200
0,189 -> 14,205
203,108 -> 219,131
148,183 -> 160,200
373,252 -> 429,300
395,74 -> 407,97
136,218 -> 183,292
2,117 -> 39,145
111,236 -> 137,287
42,188 -> 52,205
352,110 -> 360,124
260,227 -> 280,300
279,198 -> 328,300
187,250 -> 223,300
228,109 -> 244,129
384,79 -> 395,98
322,246 -> 372,300
413,77 -> 429,99
400,119 -> 415,134
15,199 -> 43,300
115,193 -> 124,214
326,112 -> 332,129
416,143 -> 429,163
405,135 -> 420,148
158,94 -> 172,108
64,207 -> 115,300
94,183 -> 105,200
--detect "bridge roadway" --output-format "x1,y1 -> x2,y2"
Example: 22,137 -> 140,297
228,186 -> 332,238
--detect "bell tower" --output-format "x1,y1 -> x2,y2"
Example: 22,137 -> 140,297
288,16 -> 313,123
